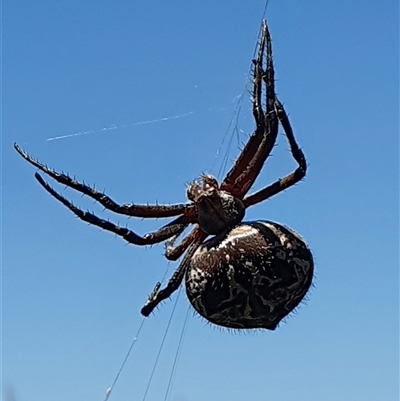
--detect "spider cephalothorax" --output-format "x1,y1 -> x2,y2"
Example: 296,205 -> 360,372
14,21 -> 313,330
187,174 -> 245,235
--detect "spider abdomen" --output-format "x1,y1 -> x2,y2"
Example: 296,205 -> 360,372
185,221 -> 314,330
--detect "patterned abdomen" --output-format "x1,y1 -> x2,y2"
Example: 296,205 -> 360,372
185,221 -> 314,330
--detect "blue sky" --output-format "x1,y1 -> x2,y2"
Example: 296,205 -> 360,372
3,1 -> 398,400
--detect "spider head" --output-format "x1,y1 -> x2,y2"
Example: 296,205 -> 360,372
187,174 -> 245,235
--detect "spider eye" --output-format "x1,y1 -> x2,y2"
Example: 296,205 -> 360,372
201,174 -> 219,189
186,181 -> 199,201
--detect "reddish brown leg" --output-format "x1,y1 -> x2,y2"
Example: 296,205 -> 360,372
221,20 -> 278,197
243,98 -> 307,207
165,226 -> 204,261
141,229 -> 206,316
14,143 -> 191,218
35,173 -> 189,246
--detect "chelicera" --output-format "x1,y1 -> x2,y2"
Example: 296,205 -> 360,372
14,21 -> 313,330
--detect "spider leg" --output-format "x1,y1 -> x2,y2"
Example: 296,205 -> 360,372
35,173 -> 190,245
145,219 -> 189,245
243,98 -> 307,207
141,228 -> 206,316
14,143 -> 192,218
165,225 -> 203,261
221,20 -> 278,197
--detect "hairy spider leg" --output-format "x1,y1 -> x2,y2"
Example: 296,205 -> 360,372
221,20 -> 278,197
231,21 -> 279,197
141,228 -> 206,316
14,143 -> 192,218
164,227 -> 199,261
34,173 -> 190,246
243,98 -> 307,207
220,22 -> 267,192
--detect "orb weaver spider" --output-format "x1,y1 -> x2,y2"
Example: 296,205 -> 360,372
14,21 -> 313,330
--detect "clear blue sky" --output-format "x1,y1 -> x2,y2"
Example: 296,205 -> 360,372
3,1 -> 398,400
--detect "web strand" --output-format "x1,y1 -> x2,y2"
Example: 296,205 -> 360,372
46,111 -> 195,142
163,306 -> 191,401
141,288 -> 182,401
103,317 -> 146,401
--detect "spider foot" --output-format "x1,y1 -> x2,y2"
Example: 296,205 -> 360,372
141,282 -> 162,316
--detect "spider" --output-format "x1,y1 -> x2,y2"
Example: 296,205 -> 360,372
14,21 -> 313,330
